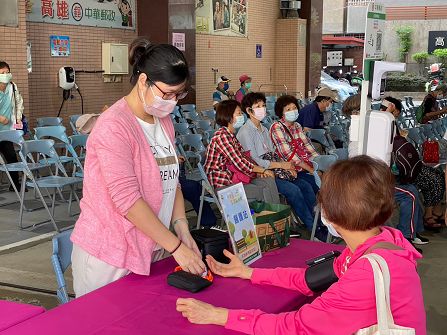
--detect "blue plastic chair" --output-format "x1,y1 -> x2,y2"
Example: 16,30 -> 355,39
180,104 -> 196,113
179,134 -> 206,166
196,162 -> 223,229
37,117 -> 63,127
18,139 -> 82,231
69,115 -> 81,135
34,126 -> 83,174
201,109 -> 216,121
182,111 -> 201,122
69,134 -> 88,177
51,229 -> 73,304
0,130 -> 26,205
307,129 -> 335,152
173,122 -> 192,136
329,148 -> 348,160
310,154 -> 337,242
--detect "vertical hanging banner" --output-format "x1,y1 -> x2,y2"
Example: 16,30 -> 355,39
196,0 -> 248,37
26,0 -> 135,30
217,183 -> 262,265
363,2 -> 385,63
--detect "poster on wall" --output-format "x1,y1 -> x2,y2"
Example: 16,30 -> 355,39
196,0 -> 247,37
172,33 -> 186,51
26,0 -> 135,30
50,35 -> 70,57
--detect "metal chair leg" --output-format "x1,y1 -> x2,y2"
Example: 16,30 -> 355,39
310,205 -> 320,241
196,184 -> 205,229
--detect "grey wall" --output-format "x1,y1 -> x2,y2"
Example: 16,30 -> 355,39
383,19 -> 447,63
322,0 -> 345,34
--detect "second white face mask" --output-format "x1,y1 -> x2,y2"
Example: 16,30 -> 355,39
321,212 -> 342,238
252,107 -> 266,121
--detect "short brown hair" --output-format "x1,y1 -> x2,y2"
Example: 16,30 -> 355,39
274,95 -> 299,118
216,100 -> 241,127
318,155 -> 395,231
342,94 -> 361,117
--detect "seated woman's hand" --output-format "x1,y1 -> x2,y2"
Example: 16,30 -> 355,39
206,249 -> 253,279
259,169 -> 275,178
288,169 -> 297,178
176,298 -> 228,326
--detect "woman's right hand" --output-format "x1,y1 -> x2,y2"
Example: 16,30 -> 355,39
0,116 -> 9,125
172,243 -> 206,275
206,249 -> 253,280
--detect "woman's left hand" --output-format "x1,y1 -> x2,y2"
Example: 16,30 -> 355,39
176,298 -> 229,326
259,170 -> 275,178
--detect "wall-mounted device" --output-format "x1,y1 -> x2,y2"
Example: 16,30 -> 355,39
58,66 -> 75,90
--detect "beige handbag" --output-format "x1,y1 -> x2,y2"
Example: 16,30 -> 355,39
355,253 -> 415,335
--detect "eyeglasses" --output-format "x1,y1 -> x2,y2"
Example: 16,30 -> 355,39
148,79 -> 188,100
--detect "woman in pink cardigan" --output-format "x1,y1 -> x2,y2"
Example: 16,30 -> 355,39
70,38 -> 205,297
177,156 -> 426,334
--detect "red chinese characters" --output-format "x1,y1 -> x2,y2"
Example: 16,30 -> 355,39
41,0 -> 54,18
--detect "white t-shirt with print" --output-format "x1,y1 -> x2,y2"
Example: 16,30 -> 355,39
136,117 -> 179,249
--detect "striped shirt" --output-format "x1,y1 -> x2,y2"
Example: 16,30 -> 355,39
204,126 -> 255,188
270,118 -> 318,171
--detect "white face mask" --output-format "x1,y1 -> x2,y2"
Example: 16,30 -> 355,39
252,107 -> 266,121
0,73 -> 12,84
321,212 -> 342,238
140,85 -> 177,118
284,109 -> 299,122
233,115 -> 245,129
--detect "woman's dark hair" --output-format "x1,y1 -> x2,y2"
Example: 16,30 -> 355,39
129,37 -> 189,86
241,92 -> 266,116
318,155 -> 395,231
383,96 -> 402,113
216,100 -> 241,127
274,95 -> 299,118
0,61 -> 10,71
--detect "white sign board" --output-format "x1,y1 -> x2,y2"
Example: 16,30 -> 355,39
172,33 -> 186,51
327,51 -> 343,67
364,2 -> 385,60
217,183 -> 262,265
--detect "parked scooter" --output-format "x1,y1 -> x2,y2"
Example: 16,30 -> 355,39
425,63 -> 445,92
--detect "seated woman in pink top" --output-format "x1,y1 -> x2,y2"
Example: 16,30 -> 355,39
70,38 -> 205,297
177,155 -> 426,334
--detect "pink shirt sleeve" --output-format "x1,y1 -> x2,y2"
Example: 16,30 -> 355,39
225,260 -> 375,335
250,268 -> 313,296
91,120 -> 142,216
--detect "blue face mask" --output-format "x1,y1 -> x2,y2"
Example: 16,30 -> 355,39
223,83 -> 229,91
233,115 -> 245,129
284,109 -> 299,122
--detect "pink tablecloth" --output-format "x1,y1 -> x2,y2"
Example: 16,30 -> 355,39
0,300 -> 45,331
2,239 -> 343,335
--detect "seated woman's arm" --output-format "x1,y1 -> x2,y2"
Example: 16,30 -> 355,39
215,131 -> 270,175
178,261 -> 376,335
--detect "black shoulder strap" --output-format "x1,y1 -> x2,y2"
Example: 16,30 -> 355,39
11,82 -> 18,122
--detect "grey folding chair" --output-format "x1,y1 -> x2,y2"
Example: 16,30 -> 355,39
18,139 -> 82,231
51,229 -> 74,304
196,162 -> 223,229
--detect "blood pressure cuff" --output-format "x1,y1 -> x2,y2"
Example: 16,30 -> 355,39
304,257 -> 339,292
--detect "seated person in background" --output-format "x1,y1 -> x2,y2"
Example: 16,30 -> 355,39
177,156 -> 426,335
382,97 -> 444,233
204,100 -> 280,204
235,74 -> 251,103
270,95 -> 319,194
342,95 -> 429,252
212,76 -> 234,107
178,156 -> 217,227
237,92 -> 326,240
297,87 -> 338,132
418,84 -> 447,124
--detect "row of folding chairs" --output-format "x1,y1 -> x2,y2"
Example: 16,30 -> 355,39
0,129 -> 86,232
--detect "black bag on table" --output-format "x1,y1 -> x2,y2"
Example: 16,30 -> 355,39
190,228 -> 230,264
